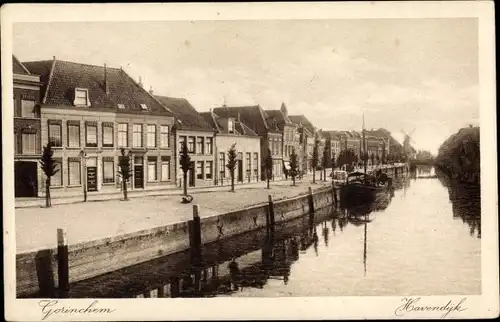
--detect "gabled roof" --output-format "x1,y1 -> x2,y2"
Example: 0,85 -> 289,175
13,55 -> 31,75
22,59 -> 173,116
289,115 -> 316,135
212,105 -> 277,135
155,95 -> 214,131
265,109 -> 294,130
322,130 -> 344,140
200,111 -> 259,137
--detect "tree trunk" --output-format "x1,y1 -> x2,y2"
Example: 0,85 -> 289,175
323,168 -> 326,182
267,177 -> 270,189
183,172 -> 188,196
312,170 -> 316,184
123,178 -> 128,200
45,178 -> 50,208
230,171 -> 235,192
292,176 -> 295,186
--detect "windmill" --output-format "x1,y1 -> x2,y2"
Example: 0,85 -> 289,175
401,128 -> 416,160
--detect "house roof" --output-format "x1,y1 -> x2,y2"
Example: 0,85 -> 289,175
22,59 -> 173,116
264,109 -> 294,130
212,105 -> 278,135
155,95 -> 214,131
288,115 -> 316,135
13,55 -> 31,75
200,111 -> 259,137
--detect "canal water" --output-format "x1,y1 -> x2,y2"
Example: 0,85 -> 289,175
66,166 -> 481,298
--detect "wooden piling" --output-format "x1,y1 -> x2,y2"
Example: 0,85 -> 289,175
308,187 -> 315,213
188,205 -> 202,264
267,194 -> 275,234
35,249 -> 56,297
56,228 -> 69,297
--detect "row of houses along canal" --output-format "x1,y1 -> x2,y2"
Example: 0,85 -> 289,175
25,165 -> 479,298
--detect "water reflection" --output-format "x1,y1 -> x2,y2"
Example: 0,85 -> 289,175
436,168 -> 481,239
52,167 -> 480,298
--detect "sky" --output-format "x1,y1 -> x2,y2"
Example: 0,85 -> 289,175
13,19 -> 479,155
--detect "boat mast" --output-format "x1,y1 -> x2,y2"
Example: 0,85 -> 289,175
362,113 -> 367,180
363,214 -> 367,277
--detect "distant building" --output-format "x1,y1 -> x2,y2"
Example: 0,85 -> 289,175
212,105 -> 283,180
265,103 -> 299,176
155,95 -> 216,188
289,114 -> 316,173
23,58 -> 176,197
13,55 -> 43,198
201,110 -> 261,185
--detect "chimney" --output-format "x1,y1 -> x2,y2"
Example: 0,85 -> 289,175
104,63 -> 109,95
138,76 -> 143,88
149,86 -> 154,95
237,112 -> 241,122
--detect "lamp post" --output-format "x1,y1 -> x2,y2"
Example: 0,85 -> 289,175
80,150 -> 87,202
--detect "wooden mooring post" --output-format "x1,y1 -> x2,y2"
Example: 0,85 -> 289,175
35,249 -> 56,297
57,228 -> 69,297
188,205 -> 202,265
267,195 -> 275,234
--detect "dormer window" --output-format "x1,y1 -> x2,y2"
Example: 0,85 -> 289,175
74,88 -> 90,106
228,118 -> 234,133
140,103 -> 148,110
117,104 -> 125,109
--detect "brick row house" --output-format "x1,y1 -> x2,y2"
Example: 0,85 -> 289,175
265,103 -> 299,176
212,105 -> 283,181
289,114 -> 316,173
13,55 -> 43,198
201,110 -> 261,185
155,95 -> 216,188
23,58 -> 176,197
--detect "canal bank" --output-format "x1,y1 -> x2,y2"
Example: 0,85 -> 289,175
16,183 -> 336,297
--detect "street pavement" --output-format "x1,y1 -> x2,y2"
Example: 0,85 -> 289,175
15,175 -> 332,253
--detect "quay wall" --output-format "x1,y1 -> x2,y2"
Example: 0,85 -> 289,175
16,165 -> 404,297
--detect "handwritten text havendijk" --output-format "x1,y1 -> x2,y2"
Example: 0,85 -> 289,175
395,297 -> 467,318
39,300 -> 115,320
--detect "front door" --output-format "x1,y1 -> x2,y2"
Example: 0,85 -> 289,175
237,160 -> 243,182
14,161 -> 38,197
134,165 -> 144,188
189,161 -> 195,187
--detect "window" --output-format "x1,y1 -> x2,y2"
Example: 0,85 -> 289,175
228,119 -> 234,133
196,161 -> 203,179
21,100 -> 36,118
246,153 -> 251,179
118,123 -> 128,147
179,136 -> 187,151
14,97 -> 19,117
160,125 -> 169,148
187,136 -> 195,153
205,137 -> 213,154
253,153 -> 258,178
68,159 -> 81,185
85,122 -> 97,147
67,122 -> 80,148
219,152 -> 225,177
148,157 -> 157,181
52,159 -> 62,186
74,88 -> 89,106
48,121 -> 62,147
147,125 -> 156,148
161,156 -> 171,181
102,123 -> 114,147
196,137 -> 204,154
205,161 -> 213,179
22,133 -> 36,154
133,124 -> 143,147
103,158 -> 114,184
